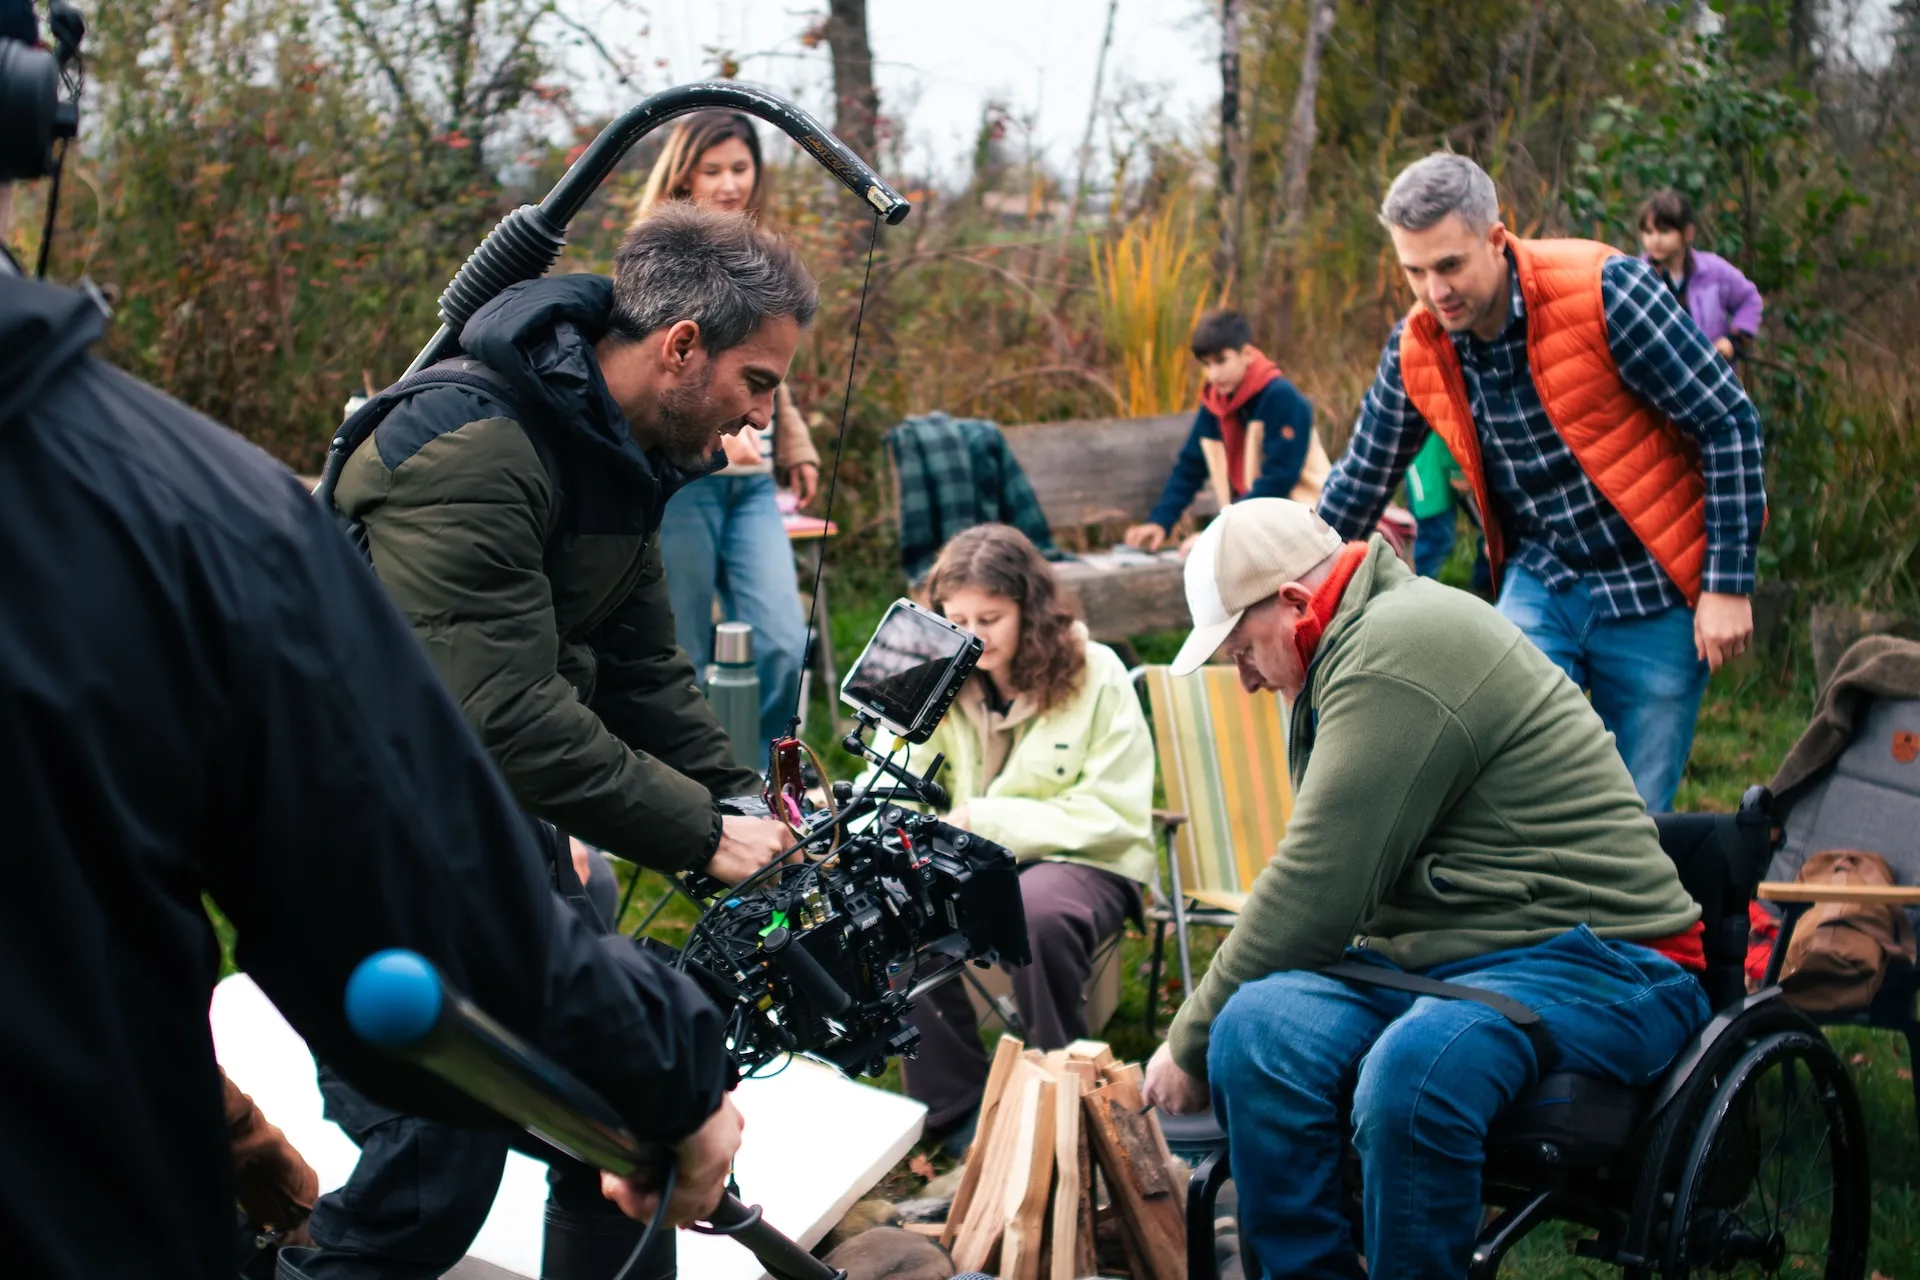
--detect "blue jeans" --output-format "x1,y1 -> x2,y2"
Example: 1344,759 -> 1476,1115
657,472 -> 808,758
1208,927 -> 1710,1280
1412,508 -> 1458,578
1495,563 -> 1709,812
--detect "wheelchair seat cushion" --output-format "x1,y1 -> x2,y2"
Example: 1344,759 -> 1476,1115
1486,1072 -> 1649,1167
1157,1107 -> 1229,1161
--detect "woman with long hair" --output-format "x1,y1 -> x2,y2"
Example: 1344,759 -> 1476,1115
887,524 -> 1156,1146
633,110 -> 820,758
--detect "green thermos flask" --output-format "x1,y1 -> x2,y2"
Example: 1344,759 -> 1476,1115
709,621 -> 763,775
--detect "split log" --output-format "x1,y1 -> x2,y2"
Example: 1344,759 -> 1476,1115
1083,1075 -> 1185,1280
1065,1062 -> 1100,1278
940,1035 -> 1024,1249
950,1059 -> 1041,1272
997,1073 -> 1057,1280
1048,1064 -> 1084,1280
1064,1039 -> 1115,1070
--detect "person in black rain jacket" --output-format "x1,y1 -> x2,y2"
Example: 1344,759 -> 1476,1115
0,269 -> 735,1277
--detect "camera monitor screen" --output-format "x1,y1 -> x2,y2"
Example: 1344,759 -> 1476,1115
841,600 -> 982,744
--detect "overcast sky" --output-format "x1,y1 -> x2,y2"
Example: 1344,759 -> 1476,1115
557,0 -> 1907,187
563,0 -> 1220,184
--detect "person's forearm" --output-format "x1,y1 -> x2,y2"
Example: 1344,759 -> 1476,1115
1317,449 -> 1401,540
1317,336 -> 1423,539
1600,258 -> 1765,595
964,794 -> 1143,864
472,671 -> 725,872
1148,438 -> 1210,530
1698,396 -> 1764,596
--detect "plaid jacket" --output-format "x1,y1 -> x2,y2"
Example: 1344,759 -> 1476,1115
887,413 -> 1063,583
1319,254 -> 1765,618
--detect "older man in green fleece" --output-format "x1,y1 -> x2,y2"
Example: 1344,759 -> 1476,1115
1140,498 -> 1710,1280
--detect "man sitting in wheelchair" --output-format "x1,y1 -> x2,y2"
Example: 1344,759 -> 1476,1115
1142,499 -> 1711,1279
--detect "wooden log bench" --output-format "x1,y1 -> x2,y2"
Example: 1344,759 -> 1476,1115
999,413 -> 1215,643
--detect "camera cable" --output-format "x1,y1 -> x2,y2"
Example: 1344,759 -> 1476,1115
788,213 -> 882,738
606,1159 -> 676,1280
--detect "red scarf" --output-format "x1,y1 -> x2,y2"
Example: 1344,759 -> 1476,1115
1292,541 -> 1371,673
1199,349 -> 1283,496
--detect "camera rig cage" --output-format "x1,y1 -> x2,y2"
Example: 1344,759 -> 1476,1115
657,600 -> 1028,1079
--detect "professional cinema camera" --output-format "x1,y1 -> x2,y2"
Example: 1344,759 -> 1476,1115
1,0 -> 85,278
661,599 -> 1031,1080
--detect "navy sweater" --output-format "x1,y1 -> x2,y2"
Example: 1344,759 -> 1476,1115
1147,376 -> 1316,531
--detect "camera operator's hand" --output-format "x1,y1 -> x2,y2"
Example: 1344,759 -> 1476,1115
703,815 -> 797,884
601,1095 -> 744,1227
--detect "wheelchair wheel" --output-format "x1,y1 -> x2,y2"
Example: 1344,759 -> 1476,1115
1662,1029 -> 1869,1278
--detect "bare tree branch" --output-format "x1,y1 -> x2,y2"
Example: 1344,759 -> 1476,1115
548,6 -> 647,95
334,0 -> 434,143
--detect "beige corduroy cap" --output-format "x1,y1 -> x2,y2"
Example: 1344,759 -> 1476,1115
1170,498 -> 1345,675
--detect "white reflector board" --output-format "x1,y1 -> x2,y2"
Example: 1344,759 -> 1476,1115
211,973 -> 926,1279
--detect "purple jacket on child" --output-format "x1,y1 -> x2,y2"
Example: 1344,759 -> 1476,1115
1646,248 -> 1764,345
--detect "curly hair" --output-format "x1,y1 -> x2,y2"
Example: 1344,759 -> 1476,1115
925,524 -> 1086,713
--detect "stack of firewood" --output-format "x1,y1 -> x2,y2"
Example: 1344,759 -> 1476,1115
916,1036 -> 1187,1280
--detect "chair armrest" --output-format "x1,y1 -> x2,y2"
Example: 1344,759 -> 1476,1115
1153,809 -> 1189,832
1757,881 -> 1920,905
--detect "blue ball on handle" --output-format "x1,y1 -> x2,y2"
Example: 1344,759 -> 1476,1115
345,949 -> 445,1048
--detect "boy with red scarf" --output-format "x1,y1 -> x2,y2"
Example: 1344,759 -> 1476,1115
1123,309 -> 1329,552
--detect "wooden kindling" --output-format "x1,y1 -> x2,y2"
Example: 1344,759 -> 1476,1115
941,1034 -> 1025,1251
1081,1070 -> 1187,1280
929,1040 -> 1186,1280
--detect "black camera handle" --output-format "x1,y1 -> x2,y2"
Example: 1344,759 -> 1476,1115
312,79 -> 907,560
344,950 -> 845,1280
402,81 -> 907,380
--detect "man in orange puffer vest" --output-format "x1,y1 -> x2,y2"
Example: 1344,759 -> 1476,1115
1318,153 -> 1765,812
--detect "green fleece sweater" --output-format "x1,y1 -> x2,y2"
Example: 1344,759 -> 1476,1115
1166,538 -> 1699,1079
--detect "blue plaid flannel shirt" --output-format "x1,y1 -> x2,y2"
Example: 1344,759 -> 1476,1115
1319,253 -> 1765,619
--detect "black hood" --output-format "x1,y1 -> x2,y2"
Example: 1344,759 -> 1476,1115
0,275 -> 107,423
458,274 -> 718,492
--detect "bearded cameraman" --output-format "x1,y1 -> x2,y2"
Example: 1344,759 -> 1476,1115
0,7 -> 740,1275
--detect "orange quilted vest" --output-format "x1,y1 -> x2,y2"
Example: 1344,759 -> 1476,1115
1397,237 -> 1707,604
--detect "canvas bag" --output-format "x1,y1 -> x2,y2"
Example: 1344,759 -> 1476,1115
1779,848 -> 1917,1013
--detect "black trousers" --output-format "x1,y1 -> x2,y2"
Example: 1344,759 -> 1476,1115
303,847 -> 670,1280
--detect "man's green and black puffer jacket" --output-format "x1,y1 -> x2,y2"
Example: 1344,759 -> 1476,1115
335,273 -> 763,873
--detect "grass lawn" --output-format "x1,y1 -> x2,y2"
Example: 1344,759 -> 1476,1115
601,577 -> 1920,1276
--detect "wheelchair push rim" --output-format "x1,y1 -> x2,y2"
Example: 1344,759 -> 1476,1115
1663,1029 -> 1870,1278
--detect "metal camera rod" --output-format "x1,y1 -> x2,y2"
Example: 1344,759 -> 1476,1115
838,713 -> 949,812
345,951 -> 845,1280
402,81 -> 909,379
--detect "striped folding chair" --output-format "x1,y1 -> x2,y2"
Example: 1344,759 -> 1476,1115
1133,664 -> 1296,1033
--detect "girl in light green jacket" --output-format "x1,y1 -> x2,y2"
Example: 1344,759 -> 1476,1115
891,524 -> 1156,1142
